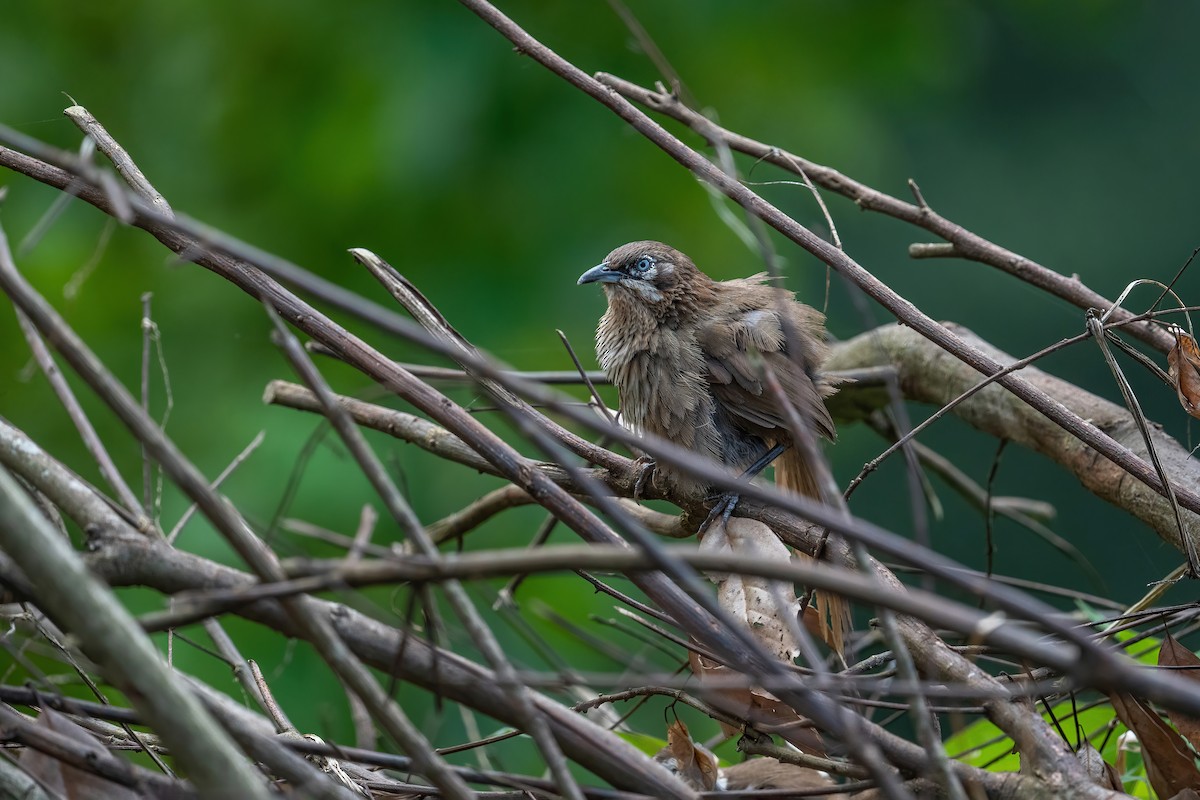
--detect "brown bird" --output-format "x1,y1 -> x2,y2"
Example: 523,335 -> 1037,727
579,241 -> 847,653
578,240 -> 835,495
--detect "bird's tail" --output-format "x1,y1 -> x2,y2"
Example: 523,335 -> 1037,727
774,448 -> 850,661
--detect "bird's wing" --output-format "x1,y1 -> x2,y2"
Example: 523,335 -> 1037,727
699,285 -> 836,441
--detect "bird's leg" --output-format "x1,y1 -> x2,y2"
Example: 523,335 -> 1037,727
631,455 -> 657,500
699,443 -> 788,533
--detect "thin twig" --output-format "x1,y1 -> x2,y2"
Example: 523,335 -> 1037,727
266,303 -> 588,800
12,308 -> 149,529
1087,311 -> 1198,576
593,73 -> 1171,355
0,220 -> 473,799
167,430 -> 266,544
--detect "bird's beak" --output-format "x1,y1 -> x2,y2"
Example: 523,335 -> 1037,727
577,262 -> 622,286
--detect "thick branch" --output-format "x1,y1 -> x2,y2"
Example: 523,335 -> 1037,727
0,93 -> 1169,798
451,0 -> 1200,568
827,323 -> 1200,556
78,531 -> 699,796
78,531 -> 1080,798
0,468 -> 271,798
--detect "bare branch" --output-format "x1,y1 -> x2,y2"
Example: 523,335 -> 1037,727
0,468 -> 270,797
827,323 -> 1200,559
593,73 -> 1171,355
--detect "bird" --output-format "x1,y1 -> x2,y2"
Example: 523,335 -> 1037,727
579,240 -> 846,653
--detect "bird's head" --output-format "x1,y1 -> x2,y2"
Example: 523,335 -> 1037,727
577,241 -> 696,308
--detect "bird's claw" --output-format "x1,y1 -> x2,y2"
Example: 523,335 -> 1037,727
632,456 -> 657,501
699,493 -> 741,535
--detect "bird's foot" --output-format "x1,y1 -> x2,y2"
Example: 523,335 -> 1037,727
632,456 -> 657,501
699,493 -> 740,535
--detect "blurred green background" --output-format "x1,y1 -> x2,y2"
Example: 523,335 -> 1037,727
3,0 -> 1200,778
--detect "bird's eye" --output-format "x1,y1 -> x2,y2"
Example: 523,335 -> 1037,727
633,256 -> 653,273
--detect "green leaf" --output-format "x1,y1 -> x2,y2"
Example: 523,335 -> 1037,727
618,732 -> 667,757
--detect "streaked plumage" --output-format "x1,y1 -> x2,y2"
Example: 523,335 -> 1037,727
580,240 -> 835,498
579,240 -> 847,656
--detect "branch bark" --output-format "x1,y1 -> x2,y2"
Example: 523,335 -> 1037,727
592,73 -> 1172,355
826,323 -> 1200,555
0,467 -> 271,798
0,27 -> 1186,794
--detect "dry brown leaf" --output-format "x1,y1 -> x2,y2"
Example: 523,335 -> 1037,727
800,603 -> 828,642
1168,325 -> 1200,419
699,516 -> 801,662
1109,691 -> 1200,798
1075,743 -> 1124,792
687,651 -> 826,756
1158,633 -> 1200,750
693,518 -> 829,755
654,719 -> 719,791
1159,633 -> 1200,679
